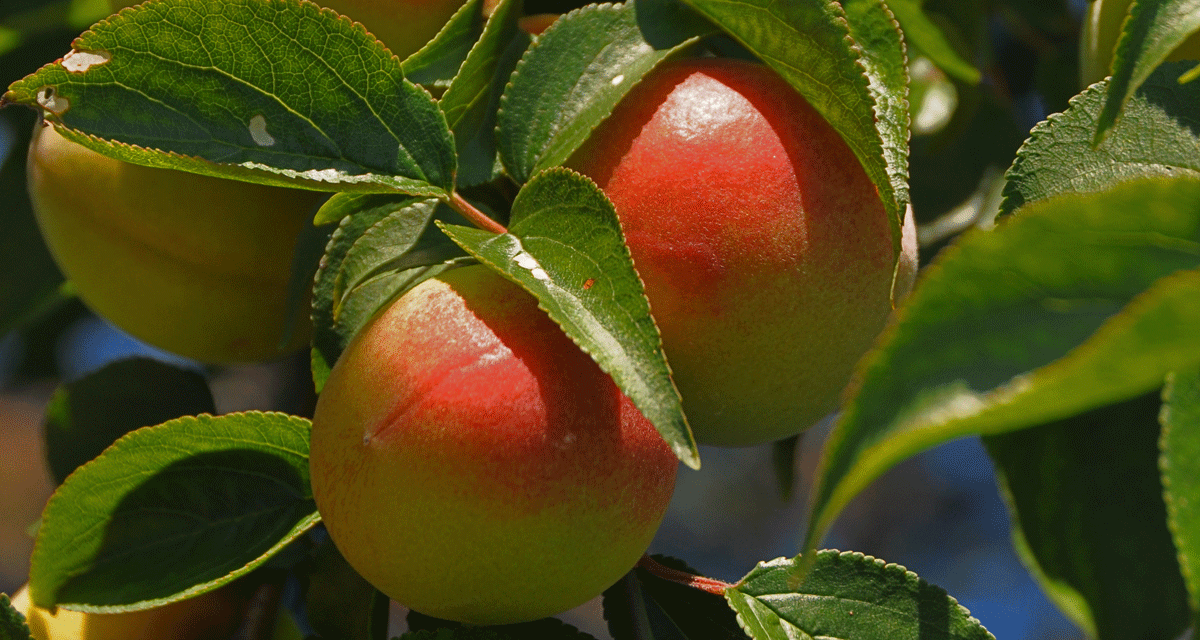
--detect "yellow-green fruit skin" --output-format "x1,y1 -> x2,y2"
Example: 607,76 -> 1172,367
568,58 -> 917,447
10,585 -> 244,640
1080,0 -> 1200,86
309,266 -> 678,625
27,124 -> 323,363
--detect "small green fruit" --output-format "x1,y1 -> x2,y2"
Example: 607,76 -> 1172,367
569,58 -> 917,447
309,265 -> 678,625
27,124 -> 323,363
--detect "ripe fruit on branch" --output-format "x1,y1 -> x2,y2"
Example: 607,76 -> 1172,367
1079,0 -> 1200,86
308,265 -> 678,625
27,124 -> 323,363
569,58 -> 917,447
10,584 -> 245,640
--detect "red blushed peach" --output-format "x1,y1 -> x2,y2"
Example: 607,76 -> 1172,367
569,58 -> 918,447
308,265 -> 678,625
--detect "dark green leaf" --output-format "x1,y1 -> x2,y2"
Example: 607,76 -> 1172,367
728,552 -> 993,640
440,0 -> 530,186
28,412 -> 319,610
305,538 -> 389,640
3,0 -> 456,195
985,392 -> 1191,640
0,109 -> 66,335
310,193 -> 470,389
1001,63 -> 1200,216
43,357 -> 215,485
496,0 -> 711,184
602,557 -> 744,640
805,177 -> 1200,550
771,435 -> 799,500
682,0 -> 908,251
1163,368 -> 1200,619
839,0 -> 911,259
439,167 -> 698,467
402,0 -> 486,87
887,0 -> 980,84
1096,0 -> 1200,142
0,593 -> 33,640
282,199 -> 336,354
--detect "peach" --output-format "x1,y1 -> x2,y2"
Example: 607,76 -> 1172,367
308,265 -> 678,624
569,58 -> 917,446
27,124 -> 322,363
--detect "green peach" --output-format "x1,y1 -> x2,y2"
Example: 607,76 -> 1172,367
27,124 -> 323,363
308,265 -> 678,625
569,58 -> 917,447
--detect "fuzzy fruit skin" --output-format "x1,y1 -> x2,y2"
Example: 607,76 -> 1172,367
568,58 -> 917,447
309,266 -> 678,625
27,124 -> 323,363
1079,0 -> 1200,86
10,585 -> 245,640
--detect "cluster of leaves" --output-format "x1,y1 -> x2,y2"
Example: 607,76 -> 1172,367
0,0 -> 1197,638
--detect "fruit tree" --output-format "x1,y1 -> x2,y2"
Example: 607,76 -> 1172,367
1,0 -> 1199,639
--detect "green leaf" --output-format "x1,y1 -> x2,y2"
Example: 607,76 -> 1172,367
401,0 -> 486,87
771,436 -> 799,501
1096,0 -> 1200,143
310,193 -> 470,387
727,552 -> 993,640
305,539 -> 389,640
439,167 -> 698,468
602,556 -> 744,640
0,110 -> 66,335
282,200 -> 336,353
838,0 -> 911,259
681,0 -> 908,251
2,0 -> 456,196
1163,368 -> 1200,620
805,176 -> 1200,550
28,412 -> 319,610
440,0 -> 530,186
43,357 -> 215,485
887,0 -> 980,84
496,0 -> 711,184
985,392 -> 1192,640
0,593 -> 33,640
1001,63 -> 1200,216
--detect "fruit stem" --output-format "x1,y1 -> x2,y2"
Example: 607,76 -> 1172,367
636,555 -> 734,595
450,191 -> 508,235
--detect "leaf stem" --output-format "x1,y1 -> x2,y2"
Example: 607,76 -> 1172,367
450,191 -> 508,235
636,555 -> 734,595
